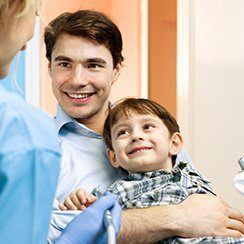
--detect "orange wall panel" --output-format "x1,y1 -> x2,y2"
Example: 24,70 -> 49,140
109,0 -> 141,102
149,0 -> 177,117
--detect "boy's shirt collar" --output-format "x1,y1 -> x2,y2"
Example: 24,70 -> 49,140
126,162 -> 188,181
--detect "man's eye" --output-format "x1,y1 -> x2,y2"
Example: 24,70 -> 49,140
59,62 -> 71,68
144,123 -> 155,130
88,63 -> 103,69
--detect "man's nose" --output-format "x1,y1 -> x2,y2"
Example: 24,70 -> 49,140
71,65 -> 87,86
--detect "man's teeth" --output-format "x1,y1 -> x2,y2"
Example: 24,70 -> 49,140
68,93 -> 91,99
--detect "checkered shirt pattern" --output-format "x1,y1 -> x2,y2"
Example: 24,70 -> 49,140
108,162 -> 244,244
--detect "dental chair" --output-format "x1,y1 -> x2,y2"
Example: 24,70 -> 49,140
233,157 -> 244,195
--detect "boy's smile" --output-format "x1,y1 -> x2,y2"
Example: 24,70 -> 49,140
128,146 -> 153,157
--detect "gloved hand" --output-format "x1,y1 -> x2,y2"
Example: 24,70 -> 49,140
56,192 -> 122,244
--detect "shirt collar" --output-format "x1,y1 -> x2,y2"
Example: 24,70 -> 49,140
126,163 -> 188,181
54,105 -> 102,138
127,170 -> 171,181
55,105 -> 75,133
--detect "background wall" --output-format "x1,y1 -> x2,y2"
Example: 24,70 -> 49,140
179,0 -> 244,211
149,0 -> 177,117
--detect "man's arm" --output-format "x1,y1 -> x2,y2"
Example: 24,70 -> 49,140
117,194 -> 244,243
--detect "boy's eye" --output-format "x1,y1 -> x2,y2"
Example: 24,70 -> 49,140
117,129 -> 130,137
143,123 -> 155,130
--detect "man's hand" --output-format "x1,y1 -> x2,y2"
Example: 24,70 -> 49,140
57,192 -> 122,244
60,188 -> 96,211
175,194 -> 244,238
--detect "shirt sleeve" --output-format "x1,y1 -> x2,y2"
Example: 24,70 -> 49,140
0,148 -> 60,244
107,180 -> 129,208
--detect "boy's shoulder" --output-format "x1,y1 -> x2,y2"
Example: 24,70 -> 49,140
177,162 -> 215,195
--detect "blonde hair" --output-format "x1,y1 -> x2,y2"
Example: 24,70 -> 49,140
0,0 -> 39,21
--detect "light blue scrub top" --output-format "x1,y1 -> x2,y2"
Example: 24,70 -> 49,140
0,85 -> 60,243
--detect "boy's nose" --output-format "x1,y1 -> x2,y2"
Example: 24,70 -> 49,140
130,133 -> 144,143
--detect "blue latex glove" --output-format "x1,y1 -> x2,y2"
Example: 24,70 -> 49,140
56,192 -> 121,244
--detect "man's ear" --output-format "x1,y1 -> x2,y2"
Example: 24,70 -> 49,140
169,132 -> 183,156
48,62 -> 52,77
112,62 -> 122,84
107,149 -> 120,168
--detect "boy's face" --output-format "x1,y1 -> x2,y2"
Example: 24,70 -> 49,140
107,112 -> 183,173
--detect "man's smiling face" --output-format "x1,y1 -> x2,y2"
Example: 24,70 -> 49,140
49,33 -> 120,129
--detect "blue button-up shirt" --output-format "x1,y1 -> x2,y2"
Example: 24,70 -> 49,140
0,85 -> 60,244
54,105 -> 120,202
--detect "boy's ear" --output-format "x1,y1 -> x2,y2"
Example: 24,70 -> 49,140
169,132 -> 183,156
107,149 -> 120,168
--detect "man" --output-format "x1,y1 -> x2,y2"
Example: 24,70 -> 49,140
45,10 -> 244,243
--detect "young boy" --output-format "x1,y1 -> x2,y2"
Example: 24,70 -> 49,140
61,98 -> 244,243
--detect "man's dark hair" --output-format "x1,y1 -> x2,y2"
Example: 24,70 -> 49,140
44,9 -> 124,67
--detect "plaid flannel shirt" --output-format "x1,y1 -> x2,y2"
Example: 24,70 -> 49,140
108,162 -> 244,244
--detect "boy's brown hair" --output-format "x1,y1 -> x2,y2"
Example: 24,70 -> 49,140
103,98 -> 180,151
44,9 -> 124,67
